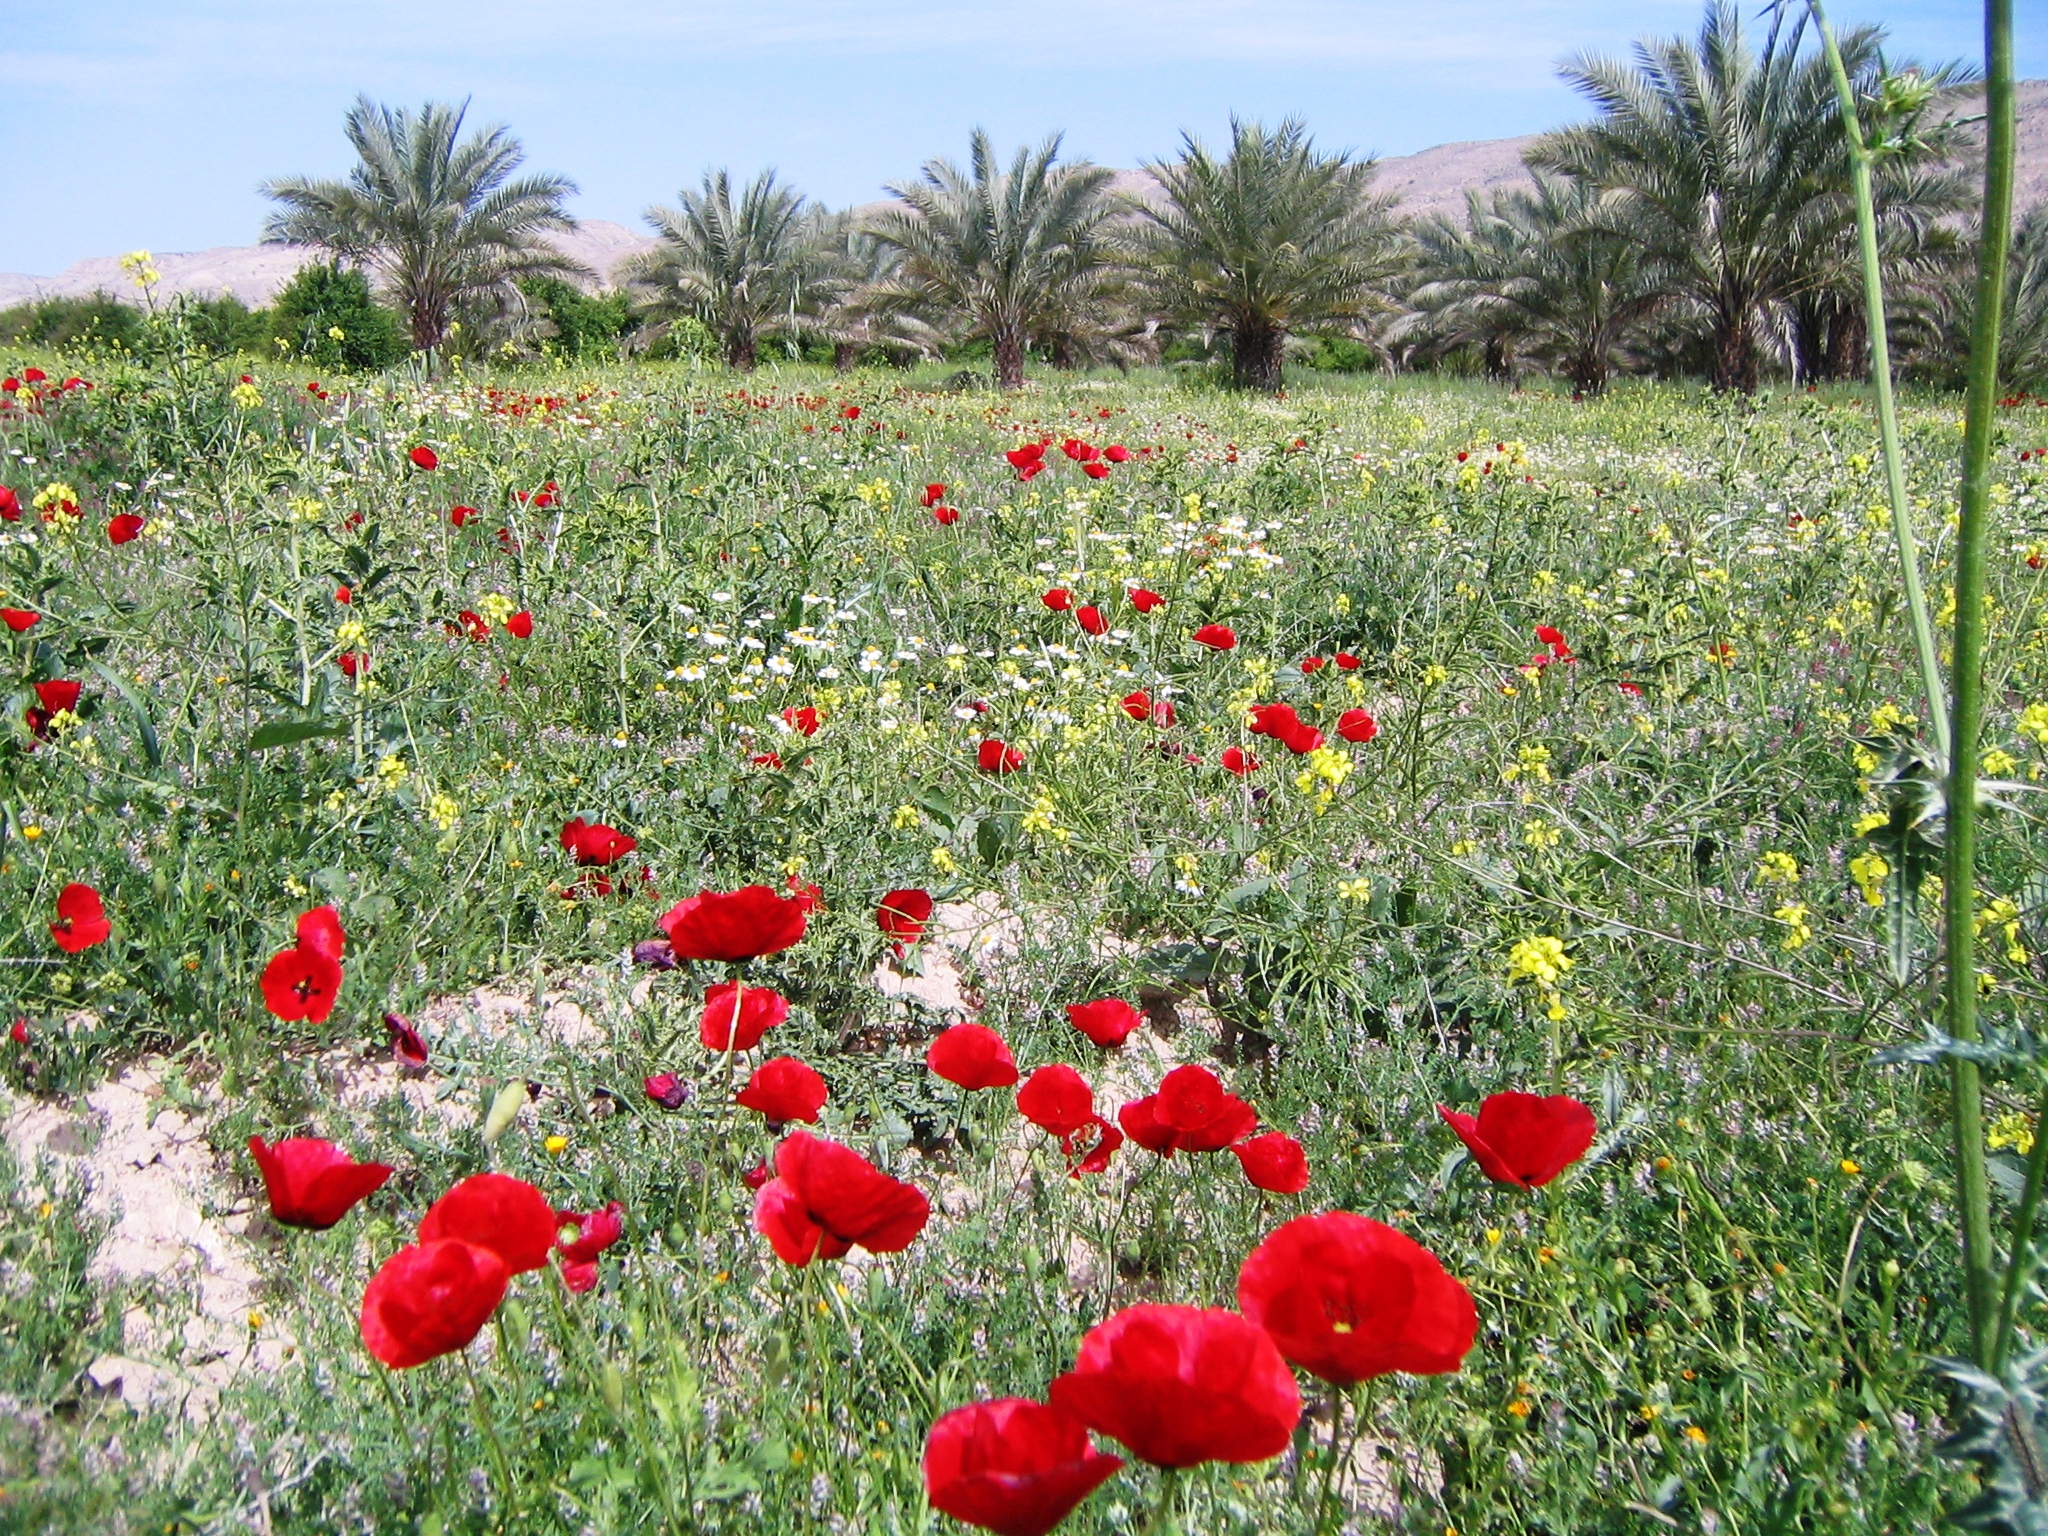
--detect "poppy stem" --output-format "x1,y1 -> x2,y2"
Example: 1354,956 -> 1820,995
1140,1466 -> 1181,1536
459,1347 -> 518,1517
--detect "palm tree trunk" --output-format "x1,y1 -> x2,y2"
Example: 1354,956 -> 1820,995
1567,349 -> 1607,396
993,326 -> 1026,390
728,331 -> 758,372
1713,300 -> 1760,392
832,342 -> 860,372
1483,335 -> 1513,383
1232,323 -> 1285,392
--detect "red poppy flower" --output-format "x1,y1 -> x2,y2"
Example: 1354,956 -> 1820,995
927,1024 -> 1020,1089
296,905 -> 346,961
1300,656 -> 1325,674
0,488 -> 17,521
1236,1212 -> 1477,1384
1018,1064 -> 1095,1137
923,1398 -> 1123,1536
338,652 -> 367,678
1064,1114 -> 1124,1176
922,483 -> 947,507
408,445 -> 439,471
1191,624 -> 1236,651
1,608 -> 39,632
260,943 -> 343,1023
877,888 -> 935,953
699,980 -> 791,1051
450,505 -> 478,527
751,751 -> 784,770
1127,588 -> 1164,612
1438,1092 -> 1596,1188
842,405 -> 861,420
1074,606 -> 1107,636
1082,462 -> 1110,480
1334,652 -> 1360,670
1231,1132 -> 1309,1194
1221,747 -> 1259,775
785,876 -> 824,911
1065,997 -> 1142,1048
457,609 -> 490,642
419,1173 -> 560,1275
659,886 -> 809,962
335,585 -> 352,605
934,506 -> 960,525
504,611 -> 533,639
34,679 -> 80,716
360,1238 -> 509,1369
556,1202 -> 625,1292
385,1011 -> 429,1068
1005,444 -> 1046,471
1249,704 -> 1324,755
1060,439 -> 1098,462
1104,445 -> 1131,463
1336,709 -> 1378,744
978,738 -> 1024,774
1017,461 -> 1043,482
1534,625 -> 1567,651
1049,1304 -> 1300,1467
753,1130 -> 930,1265
782,705 -> 821,737
49,882 -> 111,952
1119,690 -> 1175,726
737,1056 -> 828,1123
645,1072 -> 691,1109
560,817 -> 637,867
107,514 -> 145,545
9,1018 -> 25,1046
248,1135 -> 393,1229
1618,680 -> 1643,697
1041,589 -> 1072,612
1118,1066 -> 1258,1156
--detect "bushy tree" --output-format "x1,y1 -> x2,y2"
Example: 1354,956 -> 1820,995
269,262 -> 407,371
1134,118 -> 1404,392
864,131 -> 1118,390
628,170 -> 815,371
517,277 -> 637,361
0,294 -> 146,353
261,96 -> 583,356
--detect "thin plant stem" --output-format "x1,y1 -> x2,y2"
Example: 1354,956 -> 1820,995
1141,1466 -> 1181,1536
1943,0 -> 2017,1367
1993,1078 -> 2048,1372
1804,0 -> 1950,754
459,1348 -> 518,1517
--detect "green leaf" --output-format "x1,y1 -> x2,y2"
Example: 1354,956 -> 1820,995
88,660 -> 161,769
248,715 -> 346,751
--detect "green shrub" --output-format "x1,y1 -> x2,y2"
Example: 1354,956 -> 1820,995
269,262 -> 408,371
0,293 -> 146,354
517,277 -> 639,361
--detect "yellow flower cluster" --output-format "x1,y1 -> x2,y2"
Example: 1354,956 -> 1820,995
1990,1111 -> 2038,1156
1774,902 -> 1812,951
1848,851 -> 1889,907
1506,935 -> 1572,1020
1501,744 -> 1552,786
1754,851 -> 1799,885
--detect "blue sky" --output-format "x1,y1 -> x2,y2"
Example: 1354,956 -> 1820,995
3,0 -> 2038,275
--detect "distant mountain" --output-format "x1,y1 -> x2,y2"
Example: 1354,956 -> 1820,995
4,82 -> 2042,310
0,221 -> 659,309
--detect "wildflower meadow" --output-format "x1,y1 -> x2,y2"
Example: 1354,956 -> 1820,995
0,340 -> 2041,1534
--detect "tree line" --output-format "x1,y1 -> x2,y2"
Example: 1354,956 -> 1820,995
48,1 -> 2043,394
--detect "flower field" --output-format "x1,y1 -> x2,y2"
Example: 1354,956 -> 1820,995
2,356 -> 2044,1533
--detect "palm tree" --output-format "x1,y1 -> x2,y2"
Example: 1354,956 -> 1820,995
1407,174 -> 1668,395
261,95 -> 582,356
1133,118 -> 1404,392
628,169 -> 816,371
1530,3 -> 1958,391
864,131 -> 1118,389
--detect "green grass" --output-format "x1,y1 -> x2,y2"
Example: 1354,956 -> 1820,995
1,352 -> 2044,1532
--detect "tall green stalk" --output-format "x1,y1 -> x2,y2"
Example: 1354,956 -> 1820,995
1943,0 -> 2017,1366
1804,0 -> 1950,754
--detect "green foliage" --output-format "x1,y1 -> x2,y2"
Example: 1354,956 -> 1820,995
518,276 -> 637,361
0,293 -> 146,354
269,261 -> 408,370
1297,332 -> 1377,373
